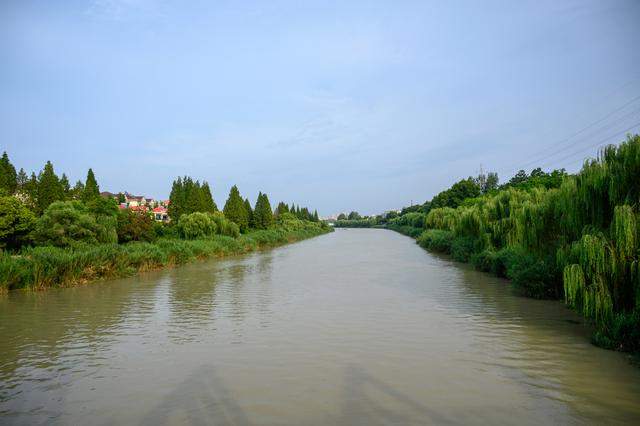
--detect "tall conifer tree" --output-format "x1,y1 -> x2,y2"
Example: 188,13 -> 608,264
60,173 -> 71,200
0,151 -> 17,194
37,161 -> 63,213
223,185 -> 248,232
201,181 -> 217,212
16,168 -> 28,192
82,168 -> 100,202
244,198 -> 254,228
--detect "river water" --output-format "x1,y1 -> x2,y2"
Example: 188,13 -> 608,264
1,229 -> 639,425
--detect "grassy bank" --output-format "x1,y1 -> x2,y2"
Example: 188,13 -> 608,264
0,223 -> 331,292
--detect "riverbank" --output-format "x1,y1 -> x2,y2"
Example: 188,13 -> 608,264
0,223 -> 332,292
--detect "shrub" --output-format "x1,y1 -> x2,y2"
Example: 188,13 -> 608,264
33,201 -> 116,247
506,253 -> 556,299
153,222 -> 179,238
592,311 -> 640,353
117,209 -> 156,243
450,236 -> 479,262
470,249 -> 496,272
492,248 -> 521,278
177,212 -> 217,239
0,195 -> 36,250
210,211 -> 240,238
417,229 -> 453,253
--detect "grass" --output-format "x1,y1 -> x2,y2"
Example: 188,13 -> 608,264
0,224 -> 332,292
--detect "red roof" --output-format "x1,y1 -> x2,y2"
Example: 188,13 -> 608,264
153,206 -> 167,213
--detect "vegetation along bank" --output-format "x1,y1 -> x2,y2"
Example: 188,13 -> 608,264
0,154 -> 331,291
337,134 -> 640,357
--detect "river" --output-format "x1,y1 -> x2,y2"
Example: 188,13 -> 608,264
1,229 -> 639,425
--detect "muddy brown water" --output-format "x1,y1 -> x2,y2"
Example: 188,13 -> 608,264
1,229 -> 639,425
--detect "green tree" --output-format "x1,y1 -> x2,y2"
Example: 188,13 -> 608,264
201,182 -> 218,212
16,168 -> 28,192
0,152 -> 17,195
168,176 -> 217,220
118,192 -> 126,204
223,185 -> 248,232
0,196 -> 36,249
82,168 -> 100,202
60,173 -> 71,200
337,213 -> 346,220
116,209 -> 155,243
244,198 -> 254,228
177,212 -> 217,239
253,192 -> 273,229
33,201 -> 115,247
168,177 -> 185,220
36,161 -> 64,214
508,169 -> 528,186
348,211 -> 361,220
274,202 -> 289,217
71,180 -> 85,200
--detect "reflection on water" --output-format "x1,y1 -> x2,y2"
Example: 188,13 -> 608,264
1,229 -> 639,425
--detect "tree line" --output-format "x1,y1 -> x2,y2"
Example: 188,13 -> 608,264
0,152 -> 323,251
168,176 -> 320,234
379,135 -> 639,355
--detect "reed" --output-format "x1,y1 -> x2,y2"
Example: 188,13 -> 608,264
0,221 -> 331,291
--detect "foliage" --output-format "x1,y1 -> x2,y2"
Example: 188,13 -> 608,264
223,185 -> 249,232
33,201 -> 116,247
36,161 -> 64,214
116,209 -> 156,243
430,177 -> 481,209
244,198 -> 254,227
168,176 -> 217,220
396,134 -> 640,354
0,152 -> 17,195
417,229 -> 453,253
210,211 -> 240,238
253,192 -> 274,229
82,168 -> 100,202
0,222 -> 331,291
0,196 -> 36,249
177,212 -> 218,239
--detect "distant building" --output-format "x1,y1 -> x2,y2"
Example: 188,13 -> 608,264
102,190 -> 170,219
152,206 -> 169,222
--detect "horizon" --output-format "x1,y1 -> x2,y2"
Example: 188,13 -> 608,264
2,0 -> 639,216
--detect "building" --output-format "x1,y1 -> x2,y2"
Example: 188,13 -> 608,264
152,206 -> 169,222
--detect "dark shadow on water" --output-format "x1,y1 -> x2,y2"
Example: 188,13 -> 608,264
338,364 -> 450,425
140,365 -> 249,426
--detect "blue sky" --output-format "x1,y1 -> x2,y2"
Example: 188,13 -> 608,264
1,0 -> 639,216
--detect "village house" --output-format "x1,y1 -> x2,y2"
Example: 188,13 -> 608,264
101,191 -> 170,221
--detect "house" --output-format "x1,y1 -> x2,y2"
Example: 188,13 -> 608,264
152,206 -> 169,222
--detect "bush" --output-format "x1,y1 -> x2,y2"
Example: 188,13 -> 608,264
153,222 -> 179,238
592,311 -> 640,353
492,248 -> 520,278
506,253 -> 556,299
470,249 -> 496,272
450,236 -> 479,262
417,229 -> 453,253
117,209 -> 156,243
210,211 -> 240,238
33,201 -> 116,247
0,196 -> 36,250
177,212 -> 217,239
